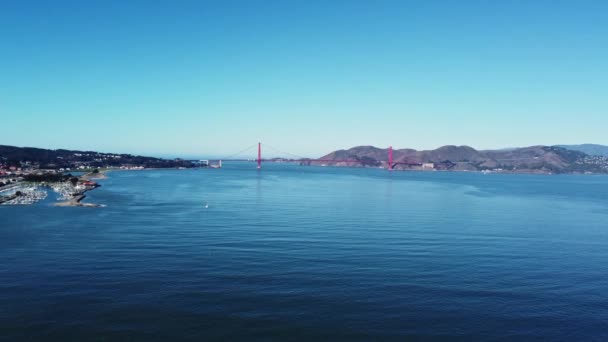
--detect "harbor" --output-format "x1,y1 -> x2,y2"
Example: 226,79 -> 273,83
0,185 -> 48,205
0,171 -> 103,207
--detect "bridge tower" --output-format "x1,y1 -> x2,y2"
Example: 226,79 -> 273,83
257,142 -> 261,169
388,146 -> 393,171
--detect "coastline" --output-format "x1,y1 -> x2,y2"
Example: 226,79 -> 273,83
300,162 -> 607,175
5,165 -> 603,208
54,193 -> 102,207
54,170 -> 108,207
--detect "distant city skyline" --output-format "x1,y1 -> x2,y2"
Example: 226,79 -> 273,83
1,1 -> 607,158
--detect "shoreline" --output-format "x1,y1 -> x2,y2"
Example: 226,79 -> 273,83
54,170 -> 108,207
298,163 -> 606,175
54,193 -> 102,207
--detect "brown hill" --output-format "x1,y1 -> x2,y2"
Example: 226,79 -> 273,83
314,145 -> 606,174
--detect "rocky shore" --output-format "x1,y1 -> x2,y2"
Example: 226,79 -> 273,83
53,170 -> 106,207
54,193 -> 102,207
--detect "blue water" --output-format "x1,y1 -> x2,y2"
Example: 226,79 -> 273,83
1,163 -> 608,340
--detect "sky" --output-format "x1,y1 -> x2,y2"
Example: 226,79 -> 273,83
1,1 -> 607,158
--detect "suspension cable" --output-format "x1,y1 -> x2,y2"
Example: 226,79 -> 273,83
263,144 -> 308,160
221,143 -> 258,160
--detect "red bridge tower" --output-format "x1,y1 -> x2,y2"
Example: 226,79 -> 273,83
257,142 -> 262,169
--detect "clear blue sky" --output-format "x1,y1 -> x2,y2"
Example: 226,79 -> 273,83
1,1 -> 607,158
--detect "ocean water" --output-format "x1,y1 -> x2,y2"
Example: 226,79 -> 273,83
1,163 -> 608,340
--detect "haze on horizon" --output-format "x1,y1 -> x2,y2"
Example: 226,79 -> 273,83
1,1 -> 607,158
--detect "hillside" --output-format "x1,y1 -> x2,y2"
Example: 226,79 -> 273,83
0,145 -> 196,169
312,145 -> 608,174
557,144 -> 608,157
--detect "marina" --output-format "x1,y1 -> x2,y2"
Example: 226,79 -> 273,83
0,171 -> 102,207
0,186 -> 47,205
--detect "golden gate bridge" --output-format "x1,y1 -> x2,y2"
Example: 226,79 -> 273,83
205,142 -> 404,171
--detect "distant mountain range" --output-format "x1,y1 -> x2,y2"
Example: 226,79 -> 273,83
310,145 -> 608,174
557,144 -> 608,157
